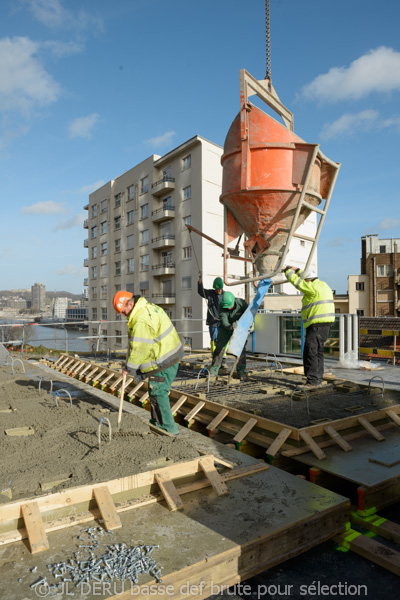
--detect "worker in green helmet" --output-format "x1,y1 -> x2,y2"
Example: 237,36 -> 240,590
209,291 -> 249,381
198,275 -> 224,354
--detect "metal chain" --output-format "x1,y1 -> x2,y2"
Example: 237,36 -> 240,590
265,0 -> 271,82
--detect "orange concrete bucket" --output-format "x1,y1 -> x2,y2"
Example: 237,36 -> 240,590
220,70 -> 340,279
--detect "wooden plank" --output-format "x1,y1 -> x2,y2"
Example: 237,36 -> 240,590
92,368 -> 107,383
299,431 -> 327,460
324,425 -> 352,452
85,366 -> 99,382
351,511 -> 400,545
333,529 -> 400,576
206,408 -> 230,433
199,457 -> 229,496
357,416 -> 385,441
128,381 -> 145,401
21,501 -> 49,554
171,394 -> 187,414
78,363 -> 92,378
93,486 -> 122,531
110,376 -> 123,391
0,455 -> 215,521
0,463 -> 269,547
266,427 -> 292,457
184,401 -> 206,422
101,372 -> 115,388
154,473 -> 184,511
233,418 -> 258,444
386,409 -> 400,426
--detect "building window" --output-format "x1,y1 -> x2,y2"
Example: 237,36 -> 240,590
379,245 -> 386,253
101,242 -> 107,256
183,186 -> 191,200
100,264 -> 107,277
115,330 -> 122,345
115,261 -> 121,276
127,210 -> 134,225
91,246 -> 97,259
182,155 -> 191,170
101,307 -> 107,320
115,238 -> 121,253
92,308 -> 98,320
300,240 -> 305,247
140,203 -> 149,220
377,264 -> 393,276
140,229 -> 149,245
140,176 -> 149,194
357,309 -> 364,316
183,307 -> 192,319
355,282 -> 365,291
92,266 -> 97,279
127,258 -> 134,273
101,285 -> 107,299
140,285 -> 149,297
164,308 -> 172,319
183,215 -> 191,228
183,246 -> 192,259
162,251 -> 173,265
163,196 -> 172,210
182,276 -> 192,290
141,254 -> 149,271
115,193 -> 122,207
115,284 -> 121,293
91,286 -> 97,300
127,184 -> 135,202
163,166 -> 172,179
114,216 -> 121,230
100,221 -> 107,234
91,204 -> 97,218
91,225 -> 97,239
100,199 -> 107,213
127,234 -> 134,250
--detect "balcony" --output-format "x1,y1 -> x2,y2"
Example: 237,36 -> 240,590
83,258 -> 89,267
83,219 -> 88,229
84,203 -> 89,210
152,263 -> 176,276
152,235 -> 175,250
152,205 -> 175,223
84,238 -> 89,248
83,278 -> 88,286
151,176 -> 175,196
152,293 -> 175,305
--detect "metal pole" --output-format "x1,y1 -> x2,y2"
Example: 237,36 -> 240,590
352,314 -> 359,360
339,315 -> 345,362
346,314 -> 352,354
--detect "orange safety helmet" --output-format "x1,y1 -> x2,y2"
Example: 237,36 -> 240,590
113,291 -> 133,314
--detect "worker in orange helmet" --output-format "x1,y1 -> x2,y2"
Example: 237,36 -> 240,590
113,291 -> 183,435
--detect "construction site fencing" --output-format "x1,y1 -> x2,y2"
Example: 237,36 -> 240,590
359,316 -> 400,365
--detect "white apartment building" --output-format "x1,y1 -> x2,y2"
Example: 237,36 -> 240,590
52,297 -> 70,320
83,135 -> 317,352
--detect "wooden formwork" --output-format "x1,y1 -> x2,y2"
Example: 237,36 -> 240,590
44,355 -> 400,462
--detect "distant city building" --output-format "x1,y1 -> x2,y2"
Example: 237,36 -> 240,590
66,307 -> 88,322
31,283 -> 46,312
6,298 -> 27,310
52,297 -> 70,320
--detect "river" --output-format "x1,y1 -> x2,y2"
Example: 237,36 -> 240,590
0,320 -> 91,353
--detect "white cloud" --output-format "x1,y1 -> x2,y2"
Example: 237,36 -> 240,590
77,180 -> 105,195
21,200 -> 64,214
25,0 -> 103,33
143,131 -> 176,148
42,40 -> 83,57
54,214 -> 85,231
376,218 -> 400,231
320,110 -> 379,139
0,36 -> 60,115
302,47 -> 400,103
68,114 -> 99,139
57,264 -> 80,276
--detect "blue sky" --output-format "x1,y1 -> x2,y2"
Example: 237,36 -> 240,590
1,0 -> 399,294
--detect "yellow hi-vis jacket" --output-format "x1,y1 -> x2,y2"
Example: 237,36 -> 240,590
284,268 -> 335,329
125,297 -> 183,379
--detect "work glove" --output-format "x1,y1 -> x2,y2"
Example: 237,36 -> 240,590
231,322 -> 238,329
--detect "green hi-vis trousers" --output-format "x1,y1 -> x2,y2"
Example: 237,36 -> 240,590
148,362 -> 179,435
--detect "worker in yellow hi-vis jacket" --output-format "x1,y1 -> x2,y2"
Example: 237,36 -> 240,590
113,291 -> 183,434
283,267 -> 335,390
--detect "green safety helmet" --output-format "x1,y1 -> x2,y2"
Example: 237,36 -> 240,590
221,291 -> 235,309
213,277 -> 224,290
